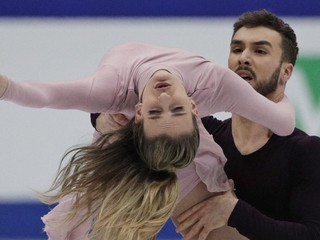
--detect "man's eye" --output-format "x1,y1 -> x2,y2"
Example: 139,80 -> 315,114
232,48 -> 243,54
255,49 -> 267,54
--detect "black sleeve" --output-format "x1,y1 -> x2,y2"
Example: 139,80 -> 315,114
201,115 -> 223,134
229,200 -> 319,240
228,137 -> 320,240
90,113 -> 101,129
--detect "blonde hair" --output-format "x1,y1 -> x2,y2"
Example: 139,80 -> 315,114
40,116 -> 199,239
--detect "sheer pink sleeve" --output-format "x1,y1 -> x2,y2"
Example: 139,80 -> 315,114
0,65 -> 119,113
195,64 -> 295,136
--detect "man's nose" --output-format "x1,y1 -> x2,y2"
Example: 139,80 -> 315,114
238,50 -> 251,65
158,92 -> 171,106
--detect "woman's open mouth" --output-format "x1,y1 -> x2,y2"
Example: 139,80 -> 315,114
155,82 -> 171,91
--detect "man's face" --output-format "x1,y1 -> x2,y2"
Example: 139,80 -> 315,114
228,26 -> 286,98
135,70 -> 198,138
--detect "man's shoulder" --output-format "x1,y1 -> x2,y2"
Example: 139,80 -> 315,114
286,128 -> 320,142
201,115 -> 231,135
283,128 -> 320,154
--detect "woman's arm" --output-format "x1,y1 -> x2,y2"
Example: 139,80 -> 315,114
196,64 -> 295,136
0,65 -> 119,113
0,74 -> 9,97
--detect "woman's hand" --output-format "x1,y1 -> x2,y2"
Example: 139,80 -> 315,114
0,74 -> 9,98
96,113 -> 129,134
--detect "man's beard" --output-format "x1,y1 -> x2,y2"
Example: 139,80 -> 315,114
254,64 -> 282,97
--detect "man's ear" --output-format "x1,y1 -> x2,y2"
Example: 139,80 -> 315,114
190,99 -> 199,116
135,103 -> 143,123
280,63 -> 293,85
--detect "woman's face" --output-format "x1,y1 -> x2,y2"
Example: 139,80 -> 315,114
135,70 -> 198,138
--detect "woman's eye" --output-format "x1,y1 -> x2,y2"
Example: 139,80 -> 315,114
149,110 -> 161,115
173,106 -> 184,112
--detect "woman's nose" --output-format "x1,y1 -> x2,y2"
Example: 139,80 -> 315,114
158,92 -> 171,105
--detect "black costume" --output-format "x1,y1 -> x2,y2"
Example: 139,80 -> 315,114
202,116 -> 320,240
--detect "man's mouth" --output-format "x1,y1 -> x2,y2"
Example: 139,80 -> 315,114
236,70 -> 254,81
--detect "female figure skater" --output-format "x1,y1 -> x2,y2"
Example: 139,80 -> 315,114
0,42 -> 295,239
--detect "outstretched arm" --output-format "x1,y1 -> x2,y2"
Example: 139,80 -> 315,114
0,74 -> 9,98
0,65 -> 119,113
196,64 -> 295,136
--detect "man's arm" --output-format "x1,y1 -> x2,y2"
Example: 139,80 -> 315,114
175,181 -> 238,240
228,136 -> 320,240
176,190 -> 320,240
176,135 -> 320,240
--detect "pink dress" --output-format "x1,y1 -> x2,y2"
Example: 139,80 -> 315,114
42,195 -> 93,239
1,42 -> 295,239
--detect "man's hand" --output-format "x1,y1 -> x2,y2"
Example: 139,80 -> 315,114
96,113 -> 129,134
0,74 -> 9,98
176,180 -> 238,240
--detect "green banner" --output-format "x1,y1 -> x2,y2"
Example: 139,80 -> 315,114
293,56 -> 320,134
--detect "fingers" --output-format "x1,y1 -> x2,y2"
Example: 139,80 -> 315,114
112,113 -> 129,126
198,228 -> 211,240
176,211 -> 199,234
177,190 -> 237,239
228,179 -> 238,197
106,114 -> 122,128
181,221 -> 203,240
228,179 -> 235,190
176,202 -> 206,237
180,217 -> 211,240
0,74 -> 9,97
177,201 -> 203,224
96,113 -> 129,134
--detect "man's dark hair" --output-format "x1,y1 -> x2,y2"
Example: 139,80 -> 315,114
232,9 -> 299,65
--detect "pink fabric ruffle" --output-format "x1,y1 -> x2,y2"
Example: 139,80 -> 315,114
42,195 -> 93,240
176,118 -> 230,201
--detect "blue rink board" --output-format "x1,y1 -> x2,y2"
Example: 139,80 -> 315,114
0,0 -> 320,17
0,202 -> 181,239
1,1 -> 319,239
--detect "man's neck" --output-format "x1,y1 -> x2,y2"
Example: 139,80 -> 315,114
231,114 -> 273,155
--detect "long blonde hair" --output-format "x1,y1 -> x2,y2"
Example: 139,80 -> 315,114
40,116 -> 199,239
